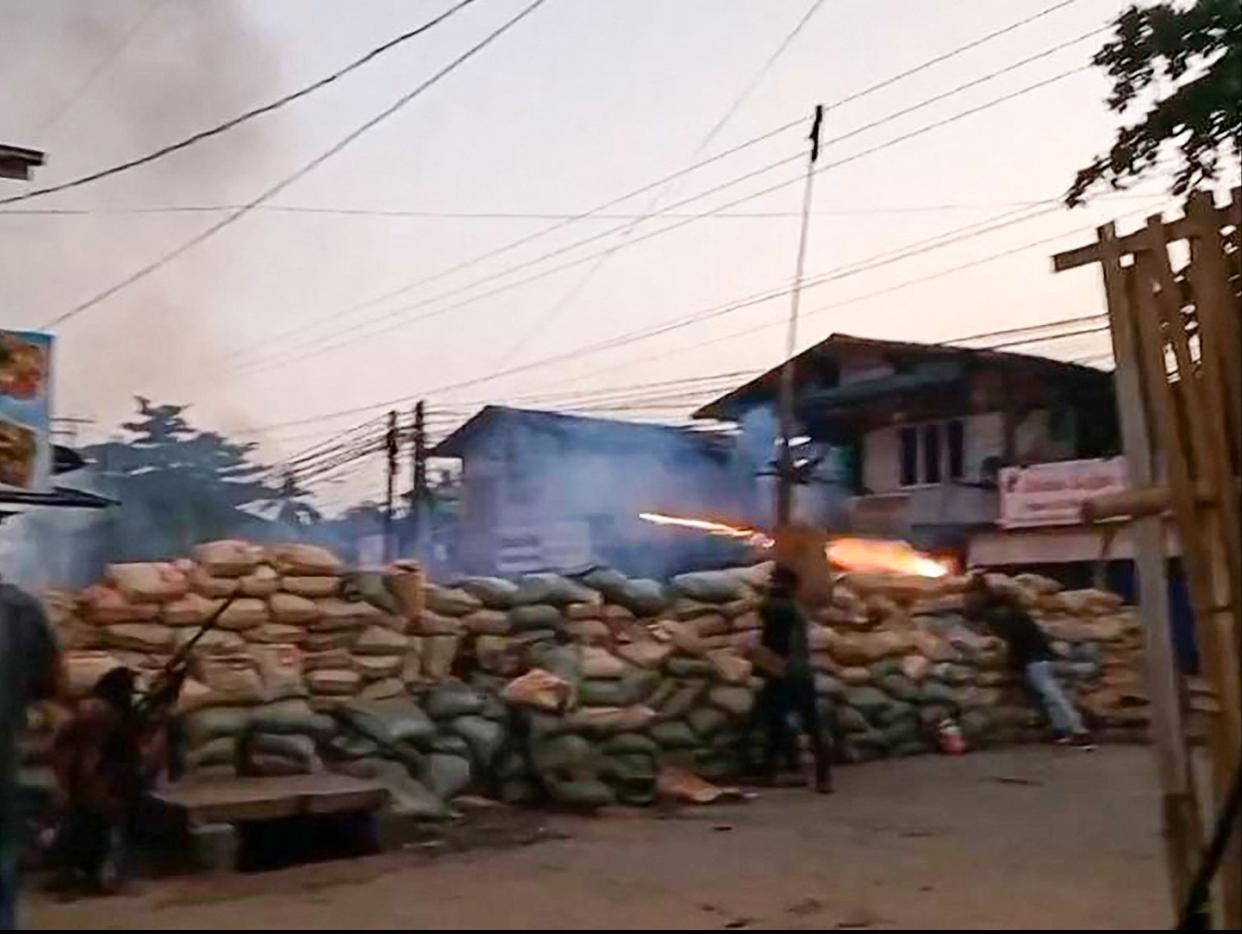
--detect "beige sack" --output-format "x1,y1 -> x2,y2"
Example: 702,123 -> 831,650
502,667 -> 573,712
266,543 -> 343,577
280,576 -> 339,598
80,585 -> 160,624
238,565 -> 280,597
106,562 -> 189,604
161,592 -> 223,627
217,597 -> 269,631
101,622 -> 174,653
269,592 -> 320,624
188,565 -> 241,598
193,540 -> 264,577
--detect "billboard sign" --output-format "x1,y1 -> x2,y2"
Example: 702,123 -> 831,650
999,457 -> 1128,528
0,329 -> 53,493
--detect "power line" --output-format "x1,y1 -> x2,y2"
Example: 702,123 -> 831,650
30,0 -> 168,139
38,0 -> 547,331
228,1 -> 1096,365
3,0 -> 480,207
238,61 -> 1093,378
236,196 -> 1100,434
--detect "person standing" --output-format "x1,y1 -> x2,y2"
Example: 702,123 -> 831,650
964,575 -> 1095,750
0,583 -> 61,930
755,565 -> 832,793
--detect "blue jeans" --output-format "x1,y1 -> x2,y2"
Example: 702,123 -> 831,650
1025,660 -> 1086,736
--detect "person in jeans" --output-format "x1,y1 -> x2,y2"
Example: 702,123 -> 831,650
964,575 -> 1095,750
756,565 -> 832,793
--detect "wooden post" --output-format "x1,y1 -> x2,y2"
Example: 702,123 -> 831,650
383,410 -> 398,563
1096,224 -> 1202,914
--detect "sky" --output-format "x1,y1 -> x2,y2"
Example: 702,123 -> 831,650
0,0 -> 1236,510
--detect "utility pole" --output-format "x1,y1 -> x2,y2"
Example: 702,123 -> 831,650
383,410 -> 398,562
410,401 -> 428,558
776,104 -> 823,526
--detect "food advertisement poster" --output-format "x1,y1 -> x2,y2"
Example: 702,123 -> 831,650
0,329 -> 53,493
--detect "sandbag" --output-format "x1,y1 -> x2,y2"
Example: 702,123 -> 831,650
185,571 -> 239,609
238,565 -> 280,598
417,752 -> 473,799
515,573 -> 600,607
580,646 -> 628,679
451,715 -> 505,765
161,592 -> 222,627
687,705 -> 731,737
616,579 -> 668,616
618,639 -> 673,669
359,677 -> 405,701
707,685 -> 752,717
63,652 -> 123,697
80,586 -> 160,624
355,655 -> 403,679
106,562 -> 189,603
530,732 -> 595,775
502,668 -> 573,712
565,619 -> 610,644
456,576 -> 521,609
304,648 -> 352,672
835,705 -> 870,733
920,679 -> 958,706
281,576 -> 339,598
249,732 -> 317,764
877,674 -> 922,703
324,733 -> 380,760
425,584 -> 482,617
813,673 -> 844,699
246,622 -> 306,645
422,635 -> 461,681
186,737 -> 238,771
462,609 -> 511,635
566,705 -> 656,734
844,686 -> 892,719
250,643 -> 306,700
302,630 -> 355,653
101,622 -> 174,653
266,543 -> 342,577
415,610 -> 463,636
269,592 -> 320,624
666,657 -> 715,678
425,682 -> 486,720
648,719 -> 698,748
670,570 -> 746,604
217,597 -> 268,631
173,627 -> 245,653
183,707 -> 251,747
338,697 -> 436,748
250,699 -> 334,738
313,598 -> 380,631
193,540 -> 263,577
565,602 -> 603,621
603,732 -> 659,755
355,626 -> 409,656
307,668 -> 361,696
707,650 -> 752,685
509,604 -> 563,632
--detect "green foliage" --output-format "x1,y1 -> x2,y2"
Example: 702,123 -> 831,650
85,396 -> 318,558
1068,0 -> 1241,205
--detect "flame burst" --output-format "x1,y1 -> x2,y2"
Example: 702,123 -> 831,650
637,512 -> 952,579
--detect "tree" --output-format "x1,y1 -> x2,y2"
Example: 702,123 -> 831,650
1068,0 -> 1241,206
85,397 -> 320,559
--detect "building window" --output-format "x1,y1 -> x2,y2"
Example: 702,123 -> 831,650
899,426 -> 918,486
899,418 -> 966,486
923,424 -> 942,484
947,419 -> 965,479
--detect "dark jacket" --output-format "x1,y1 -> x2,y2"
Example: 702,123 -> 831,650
982,602 -> 1054,669
759,595 -> 811,679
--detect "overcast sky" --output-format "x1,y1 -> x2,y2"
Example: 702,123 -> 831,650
0,0 -> 1235,508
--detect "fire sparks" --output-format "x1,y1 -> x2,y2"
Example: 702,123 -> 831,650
825,537 -> 953,578
638,512 -> 953,579
637,512 -> 774,548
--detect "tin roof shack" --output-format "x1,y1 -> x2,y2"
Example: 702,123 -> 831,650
432,406 -> 753,577
695,334 -> 1118,554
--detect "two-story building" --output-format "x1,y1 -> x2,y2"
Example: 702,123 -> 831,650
694,333 -> 1120,555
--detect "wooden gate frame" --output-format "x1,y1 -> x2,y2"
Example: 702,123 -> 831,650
1054,187 -> 1241,928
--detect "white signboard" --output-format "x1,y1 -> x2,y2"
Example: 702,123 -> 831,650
999,457 -> 1129,528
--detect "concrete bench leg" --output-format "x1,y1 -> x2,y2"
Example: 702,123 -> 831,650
189,822 -> 238,873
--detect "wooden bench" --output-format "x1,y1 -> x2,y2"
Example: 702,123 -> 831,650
150,774 -> 389,872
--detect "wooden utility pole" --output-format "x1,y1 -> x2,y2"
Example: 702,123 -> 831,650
776,104 -> 823,525
410,401 -> 428,557
383,409 -> 398,562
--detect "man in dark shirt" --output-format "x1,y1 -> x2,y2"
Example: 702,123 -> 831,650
965,575 -> 1094,749
0,583 -> 61,929
757,565 -> 831,793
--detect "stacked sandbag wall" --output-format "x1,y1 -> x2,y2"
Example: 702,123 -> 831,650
36,541 -> 1150,820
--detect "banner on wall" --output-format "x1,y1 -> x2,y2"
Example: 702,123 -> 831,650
0,329 -> 53,493
999,457 -> 1128,528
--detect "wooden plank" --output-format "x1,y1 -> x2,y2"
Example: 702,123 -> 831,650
1183,191 -> 1242,466
1053,194 -> 1241,272
1143,215 -> 1242,617
1131,251 -> 1242,928
152,774 -> 389,826
1098,236 -> 1202,913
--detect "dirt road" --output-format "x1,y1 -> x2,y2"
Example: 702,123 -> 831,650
27,746 -> 1170,930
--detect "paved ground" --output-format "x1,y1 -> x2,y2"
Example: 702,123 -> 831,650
27,746 -> 1170,930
